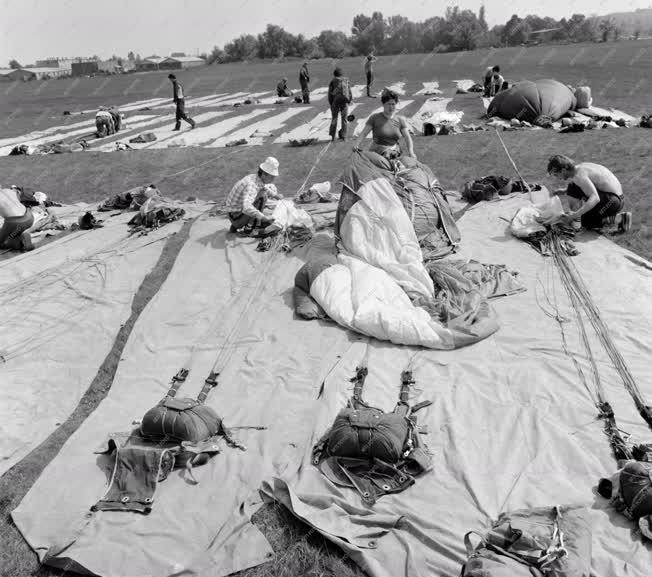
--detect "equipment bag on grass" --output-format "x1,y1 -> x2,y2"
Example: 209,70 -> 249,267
92,369 -> 244,515
312,365 -> 432,505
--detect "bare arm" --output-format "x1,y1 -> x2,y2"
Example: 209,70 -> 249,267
353,124 -> 373,150
400,118 -> 415,158
569,174 -> 600,218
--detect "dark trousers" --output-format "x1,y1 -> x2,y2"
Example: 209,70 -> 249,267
175,99 -> 195,129
567,182 -> 624,229
366,71 -> 373,96
228,197 -> 265,231
300,83 -> 310,103
329,99 -> 349,140
0,208 -> 34,249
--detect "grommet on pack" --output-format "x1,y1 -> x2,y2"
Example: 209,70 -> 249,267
382,484 -> 391,491
368,540 -> 378,548
398,475 -> 407,483
362,491 -> 371,498
144,497 -> 153,503
121,496 -> 130,503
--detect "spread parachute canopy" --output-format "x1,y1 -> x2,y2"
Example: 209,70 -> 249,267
488,79 -> 577,126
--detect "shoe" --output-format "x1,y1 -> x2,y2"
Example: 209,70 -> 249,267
190,122 -> 196,129
172,127 -> 181,132
20,231 -> 34,252
617,212 -> 632,233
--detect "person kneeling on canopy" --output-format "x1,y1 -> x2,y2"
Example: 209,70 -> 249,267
224,156 -> 283,234
543,154 -> 632,232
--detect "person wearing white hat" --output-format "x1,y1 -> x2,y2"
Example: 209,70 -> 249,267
225,157 -> 283,234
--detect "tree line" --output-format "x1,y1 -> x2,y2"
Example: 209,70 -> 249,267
201,8 -> 650,64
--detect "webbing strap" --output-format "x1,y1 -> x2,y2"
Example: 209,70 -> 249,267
399,370 -> 414,405
164,368 -> 189,400
197,371 -> 218,404
351,366 -> 368,405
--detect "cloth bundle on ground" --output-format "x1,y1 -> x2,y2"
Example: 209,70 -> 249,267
641,115 -> 652,128
128,196 -> 186,231
255,200 -> 314,252
488,79 -> 577,126
129,132 -> 157,143
462,506 -> 592,577
510,198 -> 579,256
463,176 -> 541,203
312,365 -> 432,506
598,459 -> 652,541
297,182 -> 339,204
12,186 -> 60,208
293,151 -> 524,349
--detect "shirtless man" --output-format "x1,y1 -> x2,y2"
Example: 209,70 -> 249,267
0,187 -> 34,251
545,154 -> 631,232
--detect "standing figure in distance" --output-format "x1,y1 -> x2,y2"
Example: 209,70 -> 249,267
168,74 -> 196,131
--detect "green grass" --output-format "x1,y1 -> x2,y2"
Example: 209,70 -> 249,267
0,39 -> 650,577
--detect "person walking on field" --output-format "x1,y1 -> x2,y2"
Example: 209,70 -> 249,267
299,62 -> 310,104
168,74 -> 196,131
364,54 -> 378,97
328,67 -> 353,141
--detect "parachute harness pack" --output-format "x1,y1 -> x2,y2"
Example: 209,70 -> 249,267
92,369 -> 245,515
312,365 -> 433,505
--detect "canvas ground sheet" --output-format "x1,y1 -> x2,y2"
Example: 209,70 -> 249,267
263,196 -> 652,577
0,202 -> 207,476
12,214 -> 357,577
12,197 -> 652,576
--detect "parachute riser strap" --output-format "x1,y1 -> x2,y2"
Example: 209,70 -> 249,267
164,368 -> 189,400
351,366 -> 369,408
598,401 -> 634,461
396,370 -> 415,415
197,371 -> 219,404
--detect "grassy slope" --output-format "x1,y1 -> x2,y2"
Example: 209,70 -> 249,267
0,40 -> 650,577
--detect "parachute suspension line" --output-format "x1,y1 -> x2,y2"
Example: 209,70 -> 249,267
493,129 -> 533,200
551,234 -> 652,429
198,138 -> 335,376
535,242 -> 633,461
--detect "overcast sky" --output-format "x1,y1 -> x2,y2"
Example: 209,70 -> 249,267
2,0 -> 651,64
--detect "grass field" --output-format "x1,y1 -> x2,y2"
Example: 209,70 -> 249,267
0,39 -> 650,577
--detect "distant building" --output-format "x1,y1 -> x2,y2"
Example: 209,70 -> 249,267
35,58 -> 76,71
159,56 -> 205,70
6,67 -> 70,81
137,57 -> 166,71
0,68 -> 14,81
72,61 -> 99,76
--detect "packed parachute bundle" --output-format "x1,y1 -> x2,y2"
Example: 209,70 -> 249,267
461,506 -> 593,577
92,370 -> 244,515
312,365 -> 432,505
598,457 -> 652,541
488,79 -> 577,127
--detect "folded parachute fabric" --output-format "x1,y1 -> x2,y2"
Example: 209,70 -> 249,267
293,152 -> 528,349
461,505 -> 592,577
128,197 -> 186,231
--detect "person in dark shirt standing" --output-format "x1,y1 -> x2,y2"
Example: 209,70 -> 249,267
328,67 -> 353,142
299,62 -> 310,104
364,54 -> 377,97
168,74 -> 196,131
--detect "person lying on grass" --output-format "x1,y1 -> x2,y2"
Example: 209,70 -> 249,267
541,154 -> 632,233
224,156 -> 283,234
353,88 -> 416,161
0,187 -> 34,251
